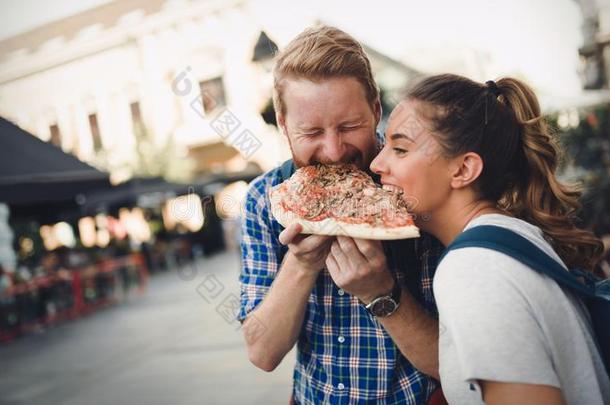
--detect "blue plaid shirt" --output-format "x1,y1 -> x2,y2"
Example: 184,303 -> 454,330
238,159 -> 444,404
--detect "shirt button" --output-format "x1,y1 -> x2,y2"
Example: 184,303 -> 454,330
338,289 -> 345,296
337,336 -> 345,343
337,383 -> 345,390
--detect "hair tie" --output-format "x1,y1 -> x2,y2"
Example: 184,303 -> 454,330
485,80 -> 501,97
484,80 -> 501,125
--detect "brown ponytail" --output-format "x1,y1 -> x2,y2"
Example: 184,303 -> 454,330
408,74 -> 604,272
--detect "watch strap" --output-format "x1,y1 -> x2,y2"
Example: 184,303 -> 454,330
363,280 -> 402,315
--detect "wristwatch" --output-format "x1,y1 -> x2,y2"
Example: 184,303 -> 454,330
363,282 -> 401,318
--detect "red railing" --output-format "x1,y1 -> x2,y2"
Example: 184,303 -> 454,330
0,253 -> 149,344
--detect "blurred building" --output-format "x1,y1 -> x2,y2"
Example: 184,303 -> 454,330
577,0 -> 610,89
0,0 -> 422,184
0,0 -> 288,184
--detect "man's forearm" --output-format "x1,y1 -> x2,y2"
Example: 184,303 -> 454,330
378,291 -> 439,379
243,253 -> 318,372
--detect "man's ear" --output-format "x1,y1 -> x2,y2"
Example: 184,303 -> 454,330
277,112 -> 288,136
449,152 -> 484,189
373,98 -> 382,126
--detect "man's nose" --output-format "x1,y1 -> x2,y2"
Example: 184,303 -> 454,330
324,133 -> 345,162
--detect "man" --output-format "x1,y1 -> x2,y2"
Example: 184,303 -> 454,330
238,25 -> 444,404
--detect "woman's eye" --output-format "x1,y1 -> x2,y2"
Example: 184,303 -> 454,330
393,148 -> 408,155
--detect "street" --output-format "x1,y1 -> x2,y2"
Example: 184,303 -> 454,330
0,251 -> 294,405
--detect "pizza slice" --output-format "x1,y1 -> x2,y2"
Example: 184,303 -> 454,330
269,164 -> 419,240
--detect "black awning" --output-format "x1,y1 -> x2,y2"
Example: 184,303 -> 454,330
81,177 -> 193,212
0,117 -> 111,205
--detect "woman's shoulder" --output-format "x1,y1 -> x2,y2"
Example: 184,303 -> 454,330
434,245 -> 531,292
465,214 -> 548,246
434,214 -> 565,303
448,213 -> 566,271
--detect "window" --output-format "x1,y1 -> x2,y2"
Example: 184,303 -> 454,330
88,113 -> 102,151
49,124 -> 61,147
198,77 -> 226,114
130,101 -> 145,140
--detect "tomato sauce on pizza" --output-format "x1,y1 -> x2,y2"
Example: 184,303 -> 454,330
270,164 -> 419,240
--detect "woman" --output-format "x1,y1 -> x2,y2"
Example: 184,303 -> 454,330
370,74 -> 610,404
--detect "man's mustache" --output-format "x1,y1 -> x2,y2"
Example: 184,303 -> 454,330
311,152 -> 361,166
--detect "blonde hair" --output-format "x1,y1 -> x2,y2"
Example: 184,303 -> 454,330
408,74 -> 604,273
272,25 -> 379,116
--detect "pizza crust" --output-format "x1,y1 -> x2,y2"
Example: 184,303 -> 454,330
270,191 -> 420,240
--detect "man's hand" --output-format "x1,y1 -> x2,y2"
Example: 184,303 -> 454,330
279,223 -> 334,274
325,236 -> 394,303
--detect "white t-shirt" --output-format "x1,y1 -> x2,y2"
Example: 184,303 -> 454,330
434,214 -> 610,405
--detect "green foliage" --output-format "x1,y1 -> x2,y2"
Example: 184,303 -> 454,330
552,104 -> 610,234
93,123 -> 196,183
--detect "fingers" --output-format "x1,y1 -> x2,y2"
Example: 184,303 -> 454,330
279,223 -> 303,245
330,240 -> 348,270
336,236 -> 367,270
352,238 -> 384,266
325,251 -> 339,276
280,223 -> 335,272
296,234 -> 333,253
279,223 -> 335,253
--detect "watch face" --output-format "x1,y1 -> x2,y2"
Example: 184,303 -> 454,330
371,298 -> 397,317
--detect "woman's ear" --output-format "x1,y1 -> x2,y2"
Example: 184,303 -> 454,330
449,152 -> 484,189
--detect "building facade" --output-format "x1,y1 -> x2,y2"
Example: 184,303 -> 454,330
578,0 -> 610,89
0,0 -> 290,183
0,0 -> 424,184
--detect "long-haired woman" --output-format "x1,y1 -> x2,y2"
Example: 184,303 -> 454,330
370,74 -> 610,404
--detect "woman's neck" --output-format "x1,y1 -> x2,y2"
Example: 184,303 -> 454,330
420,198 -> 505,247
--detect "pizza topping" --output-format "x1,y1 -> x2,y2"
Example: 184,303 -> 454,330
272,164 -> 414,228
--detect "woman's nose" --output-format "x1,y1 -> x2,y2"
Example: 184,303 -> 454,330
370,148 -> 386,174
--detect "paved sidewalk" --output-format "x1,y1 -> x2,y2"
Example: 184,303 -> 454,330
0,251 -> 294,405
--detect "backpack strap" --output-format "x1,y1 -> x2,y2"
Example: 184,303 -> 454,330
440,225 -> 609,301
274,159 -> 295,262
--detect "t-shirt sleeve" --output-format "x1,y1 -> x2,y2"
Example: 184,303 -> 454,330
434,248 -> 560,388
237,180 -> 282,323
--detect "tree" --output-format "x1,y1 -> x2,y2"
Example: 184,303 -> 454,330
552,104 -> 610,236
93,122 -> 195,184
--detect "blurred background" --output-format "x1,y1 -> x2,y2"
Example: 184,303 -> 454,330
0,0 -> 609,404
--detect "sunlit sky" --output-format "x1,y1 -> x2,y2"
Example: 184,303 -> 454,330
0,0 -> 586,99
